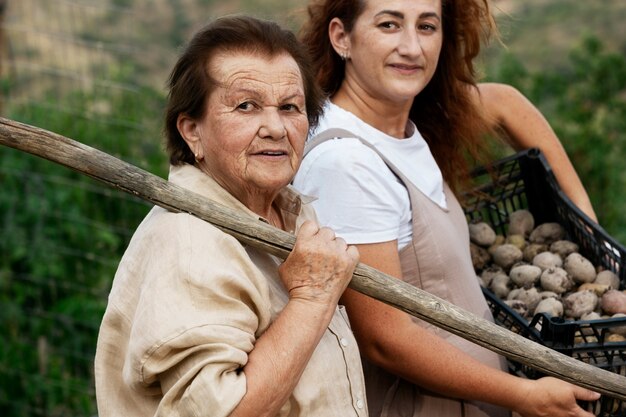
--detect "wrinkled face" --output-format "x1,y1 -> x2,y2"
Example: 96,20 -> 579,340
186,51 -> 309,203
346,0 -> 443,105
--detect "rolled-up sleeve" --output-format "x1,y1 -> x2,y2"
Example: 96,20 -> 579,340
123,211 -> 272,417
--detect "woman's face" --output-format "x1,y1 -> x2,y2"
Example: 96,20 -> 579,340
181,51 -> 309,206
343,0 -> 443,105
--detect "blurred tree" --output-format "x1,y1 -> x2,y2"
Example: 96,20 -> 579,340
0,77 -> 165,416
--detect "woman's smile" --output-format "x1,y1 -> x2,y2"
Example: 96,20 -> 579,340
388,62 -> 422,75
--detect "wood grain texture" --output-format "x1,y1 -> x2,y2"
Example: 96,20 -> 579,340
1,116 -> 625,400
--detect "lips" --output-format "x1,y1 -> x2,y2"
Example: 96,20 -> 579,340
254,150 -> 288,156
391,63 -> 421,70
389,62 -> 423,75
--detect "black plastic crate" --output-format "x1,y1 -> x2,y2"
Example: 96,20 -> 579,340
462,148 -> 626,416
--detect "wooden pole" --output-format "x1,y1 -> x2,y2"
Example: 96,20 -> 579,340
1,116 -> 625,400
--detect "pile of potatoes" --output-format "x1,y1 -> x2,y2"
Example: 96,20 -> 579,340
469,209 -> 626,342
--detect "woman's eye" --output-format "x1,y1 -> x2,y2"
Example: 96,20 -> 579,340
418,23 -> 437,32
236,101 -> 255,111
378,21 -> 399,30
280,103 -> 300,112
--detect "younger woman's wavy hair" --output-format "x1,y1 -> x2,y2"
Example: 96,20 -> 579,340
165,15 -> 325,165
300,0 -> 498,192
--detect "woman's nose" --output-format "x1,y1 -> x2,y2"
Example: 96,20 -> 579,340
258,108 -> 287,139
398,31 -> 423,58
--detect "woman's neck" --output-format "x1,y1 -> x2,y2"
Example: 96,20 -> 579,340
197,163 -> 283,228
331,84 -> 413,139
236,192 -> 282,227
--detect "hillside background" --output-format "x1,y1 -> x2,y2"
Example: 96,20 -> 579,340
1,0 -> 625,416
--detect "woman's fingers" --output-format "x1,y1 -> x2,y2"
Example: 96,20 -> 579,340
279,221 -> 359,303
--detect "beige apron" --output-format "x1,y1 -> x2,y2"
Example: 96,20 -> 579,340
305,130 -> 510,417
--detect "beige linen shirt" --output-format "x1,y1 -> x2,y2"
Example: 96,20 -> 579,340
94,164 -> 368,417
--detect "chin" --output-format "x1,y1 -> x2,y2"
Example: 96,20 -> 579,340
255,176 -> 292,192
385,86 -> 423,102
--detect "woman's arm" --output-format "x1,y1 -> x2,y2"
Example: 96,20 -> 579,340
230,221 -> 359,417
344,240 -> 599,417
476,82 -> 597,222
230,296 -> 336,417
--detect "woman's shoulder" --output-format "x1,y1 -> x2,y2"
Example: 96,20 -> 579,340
136,206 -> 240,253
303,136 -> 387,172
294,136 -> 404,211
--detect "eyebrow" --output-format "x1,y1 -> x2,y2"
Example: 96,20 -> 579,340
281,92 -> 305,103
374,10 -> 441,21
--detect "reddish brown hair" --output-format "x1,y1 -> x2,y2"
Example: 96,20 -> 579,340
300,0 -> 498,191
299,0 -> 366,97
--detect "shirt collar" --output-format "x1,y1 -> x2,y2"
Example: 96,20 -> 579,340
168,163 -> 309,234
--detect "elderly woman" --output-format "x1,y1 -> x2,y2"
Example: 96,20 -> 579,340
94,16 -> 366,417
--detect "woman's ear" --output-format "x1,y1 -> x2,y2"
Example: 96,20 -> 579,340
177,114 -> 203,161
328,17 -> 351,60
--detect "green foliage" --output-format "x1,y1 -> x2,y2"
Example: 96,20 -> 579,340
0,77 -> 167,416
485,0 -> 626,74
488,35 -> 626,243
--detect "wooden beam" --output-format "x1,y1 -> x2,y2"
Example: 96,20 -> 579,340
1,116 -> 625,401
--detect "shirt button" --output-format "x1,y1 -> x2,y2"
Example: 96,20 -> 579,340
340,338 -> 349,347
356,399 -> 364,409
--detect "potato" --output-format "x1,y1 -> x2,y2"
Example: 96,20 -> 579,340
606,333 -> 626,342
563,253 -> 596,284
609,313 -> 626,336
487,235 -> 505,254
491,244 -> 523,270
508,209 -> 535,238
539,291 -> 559,300
577,282 -> 611,297
470,242 -> 491,271
581,312 -> 602,321
549,240 -> 579,258
504,299 -> 528,317
563,290 -> 598,319
529,222 -> 566,244
523,243 -> 549,263
532,251 -> 563,270
505,234 -> 526,250
508,287 -> 542,312
595,270 -> 620,289
468,221 -> 497,247
540,267 -> 573,294
534,297 -> 563,318
490,273 -> 512,299
575,334 -> 598,344
509,264 -> 542,289
600,289 -> 626,315
580,311 -> 602,335
480,266 -> 505,287
487,245 -> 501,259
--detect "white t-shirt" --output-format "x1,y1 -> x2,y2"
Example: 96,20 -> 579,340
293,101 -> 446,249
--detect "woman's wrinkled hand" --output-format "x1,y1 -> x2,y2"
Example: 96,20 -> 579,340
278,221 -> 359,306
514,376 -> 601,417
